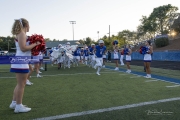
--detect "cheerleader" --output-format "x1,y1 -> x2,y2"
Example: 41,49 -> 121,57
124,45 -> 132,73
10,18 -> 40,113
94,40 -> 106,75
113,45 -> 119,70
144,40 -> 153,78
39,51 -> 44,70
38,51 -> 44,71
26,64 -> 34,85
119,48 -> 124,65
33,53 -> 42,77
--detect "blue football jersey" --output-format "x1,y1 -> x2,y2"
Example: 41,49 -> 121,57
95,45 -> 106,58
89,47 -> 94,55
84,50 -> 89,56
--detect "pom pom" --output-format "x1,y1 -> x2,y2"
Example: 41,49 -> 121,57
29,34 -> 46,56
140,46 -> 149,55
124,48 -> 129,55
112,40 -> 118,45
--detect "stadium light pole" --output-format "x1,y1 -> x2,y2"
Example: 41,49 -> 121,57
69,21 -> 76,41
97,31 -> 99,40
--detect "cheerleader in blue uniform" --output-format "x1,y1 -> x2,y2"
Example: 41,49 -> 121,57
10,18 -> 40,113
124,45 -> 132,73
144,40 -> 153,78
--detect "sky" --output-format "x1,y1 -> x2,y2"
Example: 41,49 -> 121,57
0,0 -> 180,41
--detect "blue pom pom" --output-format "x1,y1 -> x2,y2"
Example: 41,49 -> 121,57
113,40 -> 118,45
141,46 -> 149,55
124,48 -> 129,55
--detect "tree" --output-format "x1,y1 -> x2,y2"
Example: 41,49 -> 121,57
149,4 -> 178,34
78,39 -> 84,45
45,38 -> 50,42
84,37 -> 92,46
62,39 -> 67,41
171,15 -> 180,33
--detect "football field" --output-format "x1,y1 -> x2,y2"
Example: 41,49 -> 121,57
0,63 -> 180,120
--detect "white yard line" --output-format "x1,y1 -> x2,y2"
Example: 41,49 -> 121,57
145,80 -> 158,82
0,72 -> 115,79
130,76 -> 141,78
166,85 -> 180,88
33,97 -> 180,120
119,74 -> 127,76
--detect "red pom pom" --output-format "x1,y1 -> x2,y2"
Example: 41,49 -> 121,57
29,34 -> 46,56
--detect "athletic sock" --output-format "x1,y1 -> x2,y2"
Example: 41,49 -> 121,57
12,100 -> 16,104
16,104 -> 23,108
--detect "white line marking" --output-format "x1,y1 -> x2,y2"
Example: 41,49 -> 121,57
145,80 -> 158,82
0,72 -> 115,79
119,74 -> 127,76
34,97 -> 180,120
166,85 -> 180,88
130,76 -> 141,78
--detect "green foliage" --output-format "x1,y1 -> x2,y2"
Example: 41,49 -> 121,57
150,4 -> 178,35
138,4 -> 179,41
172,16 -> 180,34
155,37 -> 169,48
0,36 -> 15,52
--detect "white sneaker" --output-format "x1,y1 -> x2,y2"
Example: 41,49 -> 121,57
37,74 -> 42,78
115,67 -> 119,71
9,103 -> 16,109
126,70 -> 131,73
40,67 -> 44,70
14,105 -> 31,113
29,81 -> 33,85
38,71 -> 42,74
102,65 -> 105,68
10,103 -> 27,109
96,72 -> 100,75
26,80 -> 31,86
144,75 -> 151,78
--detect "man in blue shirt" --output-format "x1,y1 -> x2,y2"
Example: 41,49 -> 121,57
89,44 -> 95,68
94,40 -> 106,75
73,46 -> 80,66
84,47 -> 89,65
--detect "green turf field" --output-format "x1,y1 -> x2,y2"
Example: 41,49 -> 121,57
0,64 -> 180,120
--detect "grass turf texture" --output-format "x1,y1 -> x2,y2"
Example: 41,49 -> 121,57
0,64 -> 180,120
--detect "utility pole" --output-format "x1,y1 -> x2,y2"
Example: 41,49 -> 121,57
69,21 -> 76,41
